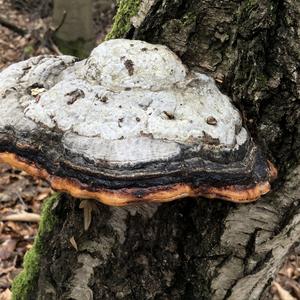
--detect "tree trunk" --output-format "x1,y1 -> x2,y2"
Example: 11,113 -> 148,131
12,0 -> 300,299
53,0 -> 96,57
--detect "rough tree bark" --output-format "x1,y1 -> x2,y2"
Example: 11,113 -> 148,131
12,0 -> 300,299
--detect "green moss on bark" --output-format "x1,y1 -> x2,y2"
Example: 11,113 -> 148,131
12,194 -> 59,300
181,12 -> 197,26
106,0 -> 141,40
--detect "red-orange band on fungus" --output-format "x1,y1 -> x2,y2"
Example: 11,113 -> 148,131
0,152 -> 276,206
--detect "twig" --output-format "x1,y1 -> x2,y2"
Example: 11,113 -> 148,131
50,42 -> 63,55
53,11 -> 67,33
0,16 -> 27,36
2,212 -> 41,223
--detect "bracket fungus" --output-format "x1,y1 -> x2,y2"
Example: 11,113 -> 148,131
0,39 -> 277,206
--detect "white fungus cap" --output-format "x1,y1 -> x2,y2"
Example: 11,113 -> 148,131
85,39 -> 187,90
0,39 -> 248,164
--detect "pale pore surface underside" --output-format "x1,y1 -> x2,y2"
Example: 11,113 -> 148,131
0,39 -> 248,165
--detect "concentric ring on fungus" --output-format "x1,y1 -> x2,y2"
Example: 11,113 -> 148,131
0,39 -> 277,206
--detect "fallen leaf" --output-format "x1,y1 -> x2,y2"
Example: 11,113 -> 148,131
0,221 -> 4,234
273,282 -> 296,300
30,87 -> 46,96
284,278 -> 300,299
35,190 -> 51,201
69,236 -> 78,251
0,265 -> 16,276
0,239 -> 17,260
79,200 -> 98,231
0,289 -> 12,300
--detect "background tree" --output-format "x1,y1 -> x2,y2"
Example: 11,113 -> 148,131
52,0 -> 96,57
12,0 -> 300,299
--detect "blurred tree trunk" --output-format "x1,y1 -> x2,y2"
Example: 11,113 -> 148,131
53,0 -> 112,57
53,0 -> 95,57
13,1 -> 300,299
53,0 -> 114,57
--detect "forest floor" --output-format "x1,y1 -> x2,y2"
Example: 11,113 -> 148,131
0,1 -> 299,300
0,1 -> 115,299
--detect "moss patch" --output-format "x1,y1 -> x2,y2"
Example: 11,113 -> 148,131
181,12 -> 197,26
106,0 -> 141,40
12,193 -> 59,300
